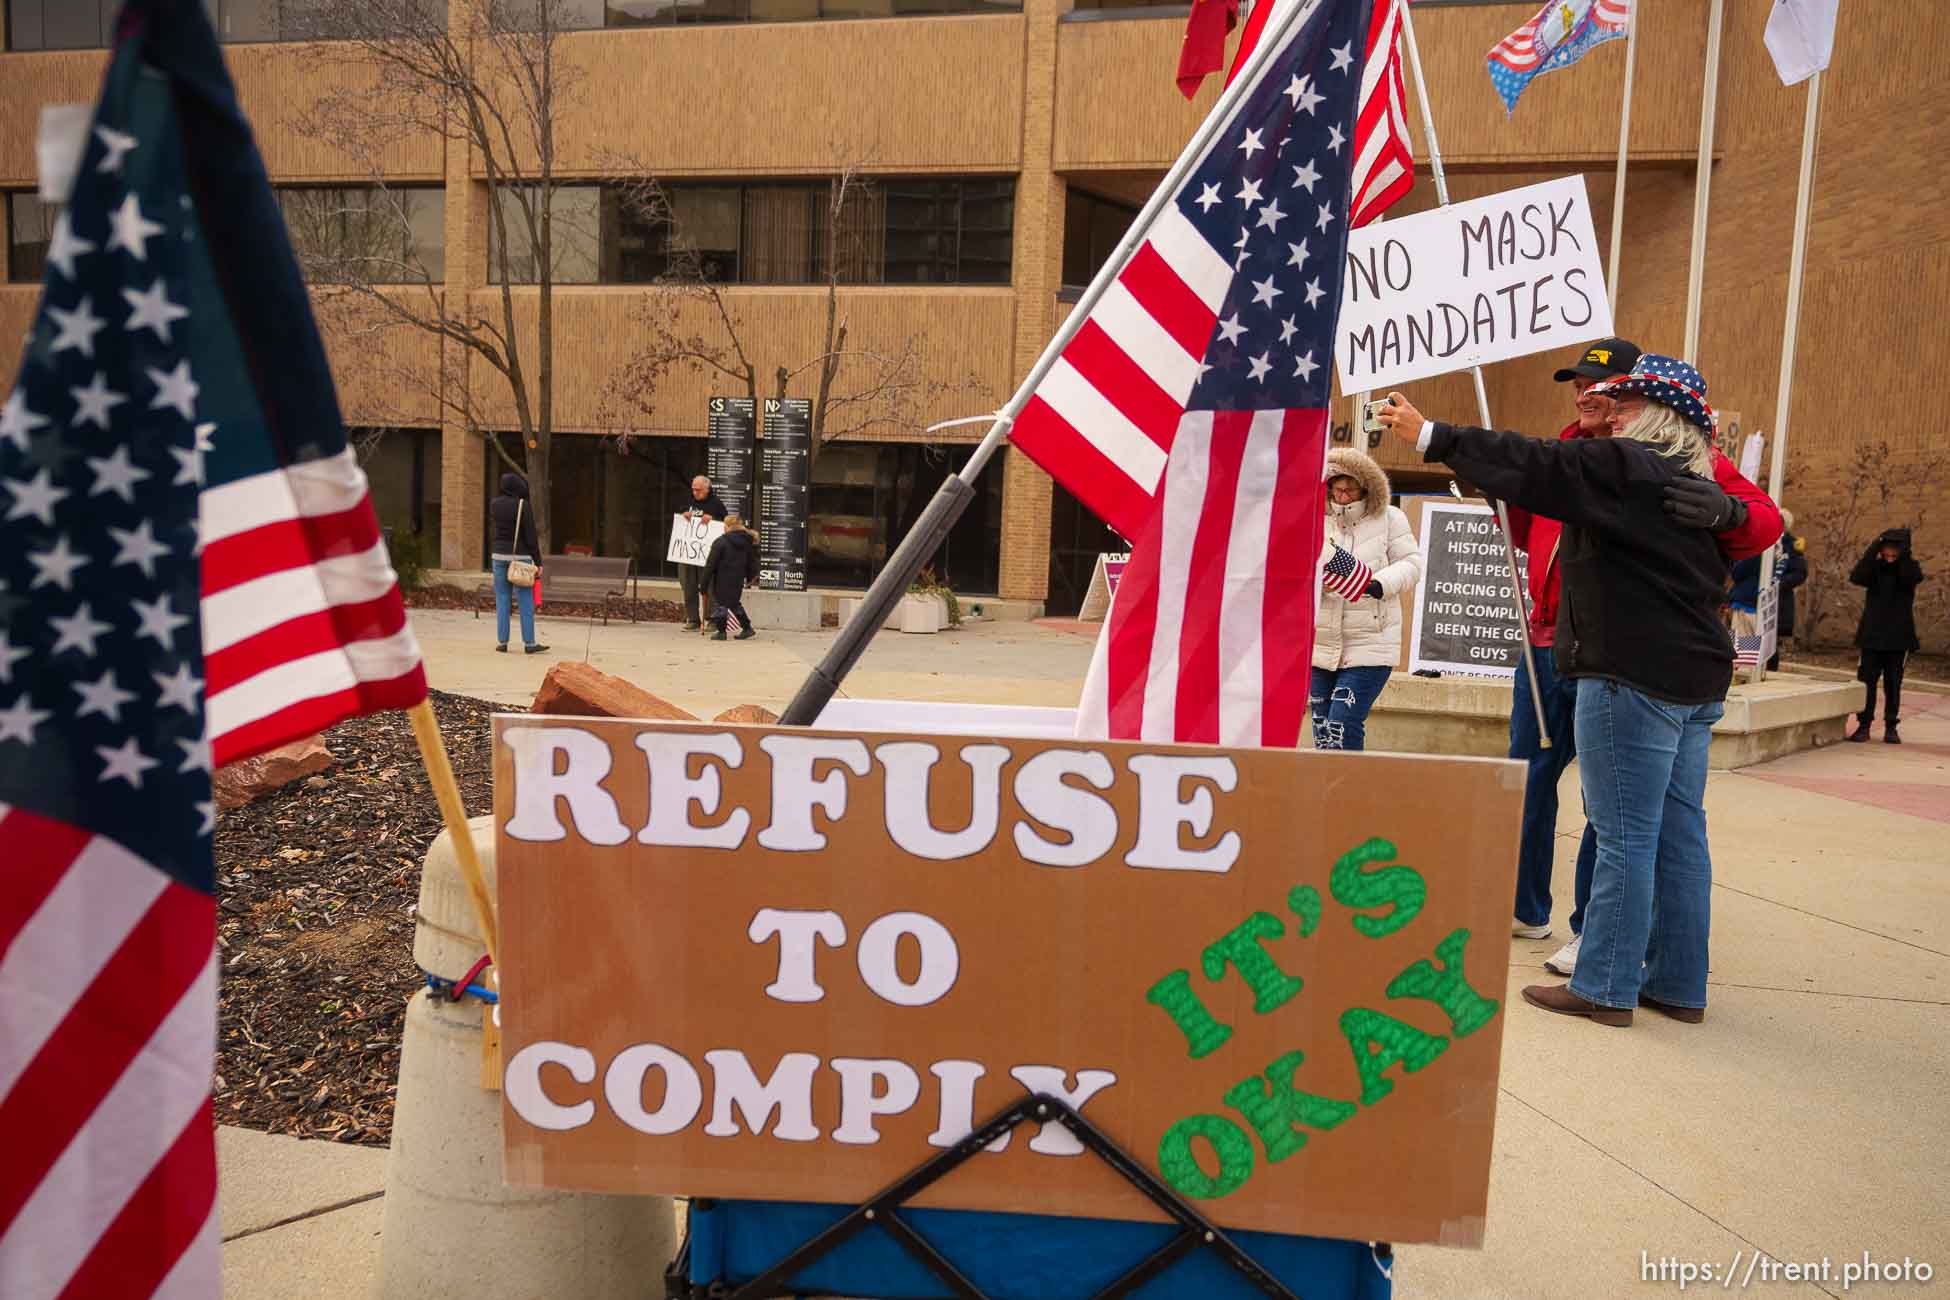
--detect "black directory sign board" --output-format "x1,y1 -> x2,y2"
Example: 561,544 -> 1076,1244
1407,502 -> 1532,676
707,396 -> 755,522
759,397 -> 810,592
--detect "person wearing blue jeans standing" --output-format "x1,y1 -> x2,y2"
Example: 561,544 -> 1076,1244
488,471 -> 549,655
1309,448 -> 1424,752
1379,352 -> 1779,1027
1510,653 -> 1600,953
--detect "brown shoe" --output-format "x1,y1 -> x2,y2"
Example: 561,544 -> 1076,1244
1638,993 -> 1705,1024
1522,983 -> 1632,1026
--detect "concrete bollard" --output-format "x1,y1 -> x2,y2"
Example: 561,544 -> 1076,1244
378,814 -> 679,1300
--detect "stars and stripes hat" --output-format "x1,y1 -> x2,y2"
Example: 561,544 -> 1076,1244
1587,353 -> 1715,431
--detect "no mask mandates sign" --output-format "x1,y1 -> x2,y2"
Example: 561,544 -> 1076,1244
493,718 -> 1523,1247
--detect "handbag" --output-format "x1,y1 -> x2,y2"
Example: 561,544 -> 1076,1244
505,500 -> 539,588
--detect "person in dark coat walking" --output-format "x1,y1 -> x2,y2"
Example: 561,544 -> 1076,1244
703,513 -> 760,641
1847,526 -> 1925,744
488,471 -> 548,654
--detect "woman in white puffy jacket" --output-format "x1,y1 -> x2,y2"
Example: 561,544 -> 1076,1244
1310,447 -> 1423,751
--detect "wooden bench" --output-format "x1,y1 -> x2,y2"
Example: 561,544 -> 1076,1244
474,554 -> 640,624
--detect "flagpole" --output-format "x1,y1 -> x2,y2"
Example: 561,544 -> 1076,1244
1749,69 -> 1822,684
1681,0 -> 1726,362
408,700 -> 500,969
1399,2 -> 1552,747
1606,0 -> 1639,313
778,0 -> 1331,727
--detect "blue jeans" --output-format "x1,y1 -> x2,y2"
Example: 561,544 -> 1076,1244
1569,679 -> 1723,1011
1308,666 -> 1393,752
493,559 -> 537,647
1510,651 -> 1599,930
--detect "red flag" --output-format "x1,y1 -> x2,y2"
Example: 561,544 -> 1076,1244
1175,0 -> 1239,98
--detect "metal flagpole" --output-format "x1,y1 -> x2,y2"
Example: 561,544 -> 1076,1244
1606,0 -> 1640,313
778,0 -> 1334,726
1681,0 -> 1726,362
1399,3 -> 1551,746
1749,69 -> 1823,684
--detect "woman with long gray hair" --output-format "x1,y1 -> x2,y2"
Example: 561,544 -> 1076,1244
1375,355 -> 1763,1030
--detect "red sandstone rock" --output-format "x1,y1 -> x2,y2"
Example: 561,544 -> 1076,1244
529,661 -> 697,721
712,704 -> 780,725
213,736 -> 337,810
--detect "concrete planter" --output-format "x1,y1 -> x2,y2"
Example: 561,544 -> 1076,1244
897,593 -> 945,634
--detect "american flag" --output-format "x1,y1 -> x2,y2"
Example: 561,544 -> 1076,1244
1486,0 -> 1632,114
1321,543 -> 1374,600
1732,632 -> 1763,668
1056,0 -> 1367,747
1,3 -> 424,1295
1019,0 -> 1397,543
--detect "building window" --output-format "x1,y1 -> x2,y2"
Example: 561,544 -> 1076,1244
1062,188 -> 1139,290
809,442 -> 1000,593
6,192 -> 56,282
277,186 -> 447,283
357,428 -> 442,566
5,0 -> 117,50
489,178 -> 1014,286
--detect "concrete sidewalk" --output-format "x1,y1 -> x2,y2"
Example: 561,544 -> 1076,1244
221,615 -> 1950,1298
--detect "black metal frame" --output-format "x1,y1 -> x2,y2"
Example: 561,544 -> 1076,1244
665,1092 -> 1339,1300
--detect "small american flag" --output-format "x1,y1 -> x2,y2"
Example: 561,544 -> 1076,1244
1321,543 -> 1374,600
1062,0 -> 1366,747
1,3 -> 424,1295
1732,632 -> 1763,667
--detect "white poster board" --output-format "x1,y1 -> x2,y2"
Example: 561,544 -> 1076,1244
1335,175 -> 1613,393
1406,502 -> 1531,678
667,513 -> 725,568
1077,552 -> 1132,622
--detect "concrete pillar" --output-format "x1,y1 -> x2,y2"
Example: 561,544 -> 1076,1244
440,14 -> 490,572
379,815 -> 678,1299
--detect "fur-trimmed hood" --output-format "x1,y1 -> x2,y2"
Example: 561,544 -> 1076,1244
1325,447 -> 1391,521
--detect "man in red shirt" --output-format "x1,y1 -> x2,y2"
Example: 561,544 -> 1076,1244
1508,338 -> 1782,976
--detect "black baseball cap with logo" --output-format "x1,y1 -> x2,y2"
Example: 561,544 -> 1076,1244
1553,337 -> 1641,382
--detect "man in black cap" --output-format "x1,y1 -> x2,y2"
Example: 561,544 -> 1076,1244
1501,339 -> 1639,961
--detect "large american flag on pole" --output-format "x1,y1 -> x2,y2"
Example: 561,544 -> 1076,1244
1043,0 -> 1369,747
1015,0 -> 1391,543
1,2 -> 425,1294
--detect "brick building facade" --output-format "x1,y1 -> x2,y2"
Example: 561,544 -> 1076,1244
3,0 -> 1942,644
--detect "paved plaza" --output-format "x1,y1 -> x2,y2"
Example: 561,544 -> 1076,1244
222,611 -> 1949,1299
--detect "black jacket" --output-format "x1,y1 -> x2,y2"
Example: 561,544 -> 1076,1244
1728,530 -> 1809,628
1851,529 -> 1925,652
1426,422 -> 1733,705
687,491 -> 728,522
703,528 -> 759,606
489,472 -> 541,559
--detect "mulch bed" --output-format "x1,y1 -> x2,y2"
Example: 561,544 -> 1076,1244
406,581 -> 687,625
212,689 -> 518,1146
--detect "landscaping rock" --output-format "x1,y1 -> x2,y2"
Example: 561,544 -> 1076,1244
529,661 -> 697,721
713,704 -> 780,725
213,736 -> 336,810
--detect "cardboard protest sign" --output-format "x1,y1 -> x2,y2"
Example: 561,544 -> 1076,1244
1408,502 -> 1531,677
1335,175 -> 1613,393
495,718 -> 1524,1246
667,513 -> 726,568
1077,552 -> 1132,622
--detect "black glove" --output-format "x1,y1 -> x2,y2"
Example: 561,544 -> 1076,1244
1662,475 -> 1747,532
1362,579 -> 1384,599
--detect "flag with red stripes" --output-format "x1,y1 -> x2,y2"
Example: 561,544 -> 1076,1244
1228,0 -> 1413,229
1487,0 -> 1632,113
1,2 -> 422,1294
1052,0 -> 1367,747
1321,543 -> 1374,600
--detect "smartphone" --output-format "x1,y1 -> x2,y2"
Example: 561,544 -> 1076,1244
1360,396 -> 1395,435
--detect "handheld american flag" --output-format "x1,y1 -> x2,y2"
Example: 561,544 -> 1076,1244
1,2 -> 425,1294
1321,543 -> 1375,601
1039,0 -> 1369,747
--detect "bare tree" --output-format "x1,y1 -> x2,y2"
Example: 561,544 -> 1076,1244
600,166 -> 990,473
285,0 -> 592,555
1791,439 -> 1950,650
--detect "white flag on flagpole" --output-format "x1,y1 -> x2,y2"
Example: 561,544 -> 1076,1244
1764,0 -> 1839,85
1739,430 -> 1765,483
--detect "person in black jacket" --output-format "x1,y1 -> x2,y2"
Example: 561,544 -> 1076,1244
703,513 -> 760,641
680,475 -> 729,631
1378,353 -> 1776,1029
488,471 -> 547,654
1846,526 -> 1925,744
1728,513 -> 1809,671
